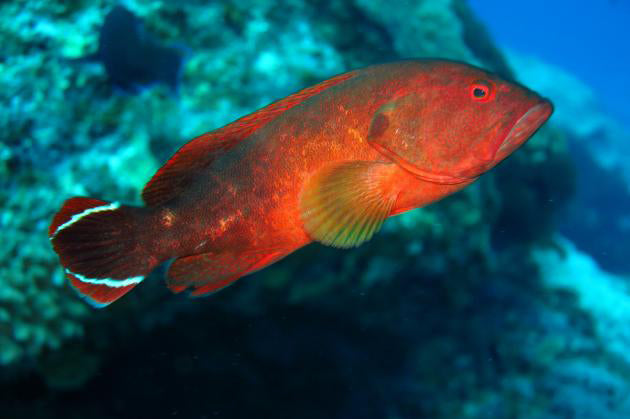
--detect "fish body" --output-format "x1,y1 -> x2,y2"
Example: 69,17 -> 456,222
49,60 -> 553,306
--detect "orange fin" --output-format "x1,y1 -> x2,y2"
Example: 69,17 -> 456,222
49,197 -> 153,307
167,249 -> 286,296
49,197 -> 110,237
67,271 -> 139,308
142,71 -> 357,206
299,161 -> 400,248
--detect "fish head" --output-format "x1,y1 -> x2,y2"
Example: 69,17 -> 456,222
367,61 -> 553,184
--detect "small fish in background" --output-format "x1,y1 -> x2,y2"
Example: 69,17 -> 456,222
49,60 -> 553,307
86,5 -> 187,93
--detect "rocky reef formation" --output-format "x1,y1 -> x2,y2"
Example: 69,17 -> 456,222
1,1 -> 628,418
1,0 -> 505,369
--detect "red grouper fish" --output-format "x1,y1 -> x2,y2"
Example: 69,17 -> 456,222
49,60 -> 553,307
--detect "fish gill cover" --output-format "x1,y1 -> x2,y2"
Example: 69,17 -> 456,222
0,1 -> 629,418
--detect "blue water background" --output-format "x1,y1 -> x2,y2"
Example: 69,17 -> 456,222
470,0 -> 630,125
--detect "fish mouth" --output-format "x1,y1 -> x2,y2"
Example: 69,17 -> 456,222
495,99 -> 553,162
452,99 -> 554,180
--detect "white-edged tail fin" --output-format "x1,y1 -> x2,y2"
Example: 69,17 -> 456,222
49,197 -> 157,307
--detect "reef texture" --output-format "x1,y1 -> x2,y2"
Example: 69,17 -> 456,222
1,1 -> 628,418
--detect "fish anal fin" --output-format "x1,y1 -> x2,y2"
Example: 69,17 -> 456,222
142,71 -> 357,207
189,278 -> 239,297
167,249 -> 286,296
299,161 -> 400,248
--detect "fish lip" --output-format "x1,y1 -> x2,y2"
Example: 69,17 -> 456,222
495,99 -> 554,160
453,99 -> 554,180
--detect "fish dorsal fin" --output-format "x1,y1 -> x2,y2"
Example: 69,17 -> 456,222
142,71 -> 357,206
299,161 -> 400,248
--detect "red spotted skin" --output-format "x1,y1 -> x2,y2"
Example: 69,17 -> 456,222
48,60 -> 552,303
150,60 -> 552,264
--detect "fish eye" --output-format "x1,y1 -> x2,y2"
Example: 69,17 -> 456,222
473,87 -> 487,98
469,81 -> 494,102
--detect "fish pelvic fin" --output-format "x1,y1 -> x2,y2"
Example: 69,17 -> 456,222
141,70 -> 358,207
49,197 -> 159,307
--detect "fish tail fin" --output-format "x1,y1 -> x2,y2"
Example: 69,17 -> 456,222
49,197 -> 158,307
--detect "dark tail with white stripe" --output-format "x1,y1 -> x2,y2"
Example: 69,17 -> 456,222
49,197 -> 158,307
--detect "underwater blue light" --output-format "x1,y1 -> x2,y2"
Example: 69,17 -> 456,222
469,0 -> 630,125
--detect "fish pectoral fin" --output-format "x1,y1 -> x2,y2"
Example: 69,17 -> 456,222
167,249 -> 287,296
299,161 -> 400,248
